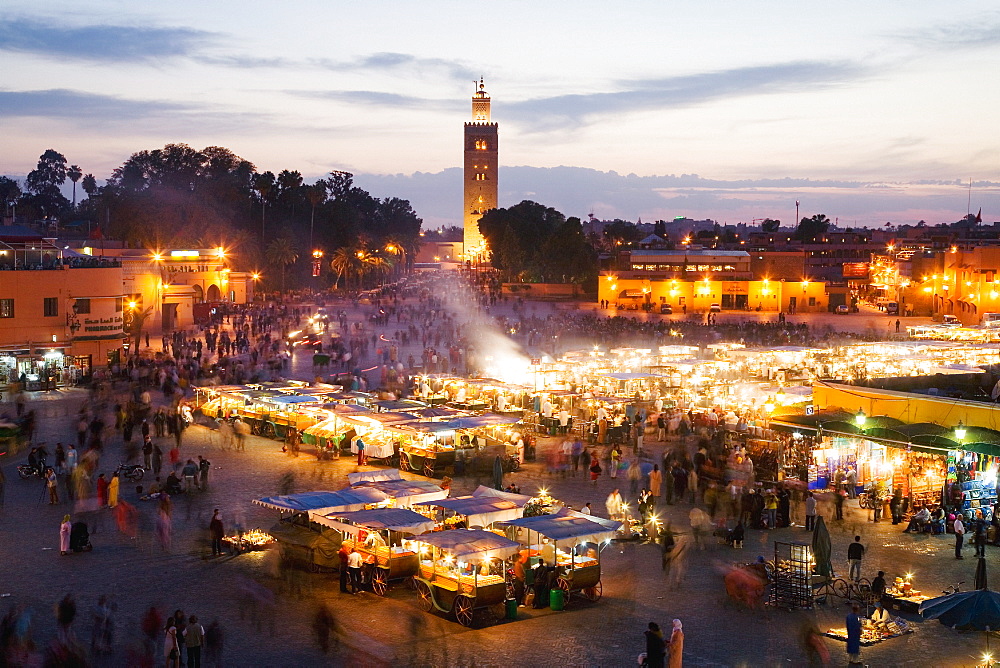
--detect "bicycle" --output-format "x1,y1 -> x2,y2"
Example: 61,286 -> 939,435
942,581 -> 965,596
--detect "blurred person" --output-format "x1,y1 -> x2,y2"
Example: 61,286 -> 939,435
46,467 -> 59,504
204,619 -> 223,667
108,471 -> 120,508
209,509 -> 225,557
60,515 -> 71,555
312,605 -> 337,655
667,619 -> 684,668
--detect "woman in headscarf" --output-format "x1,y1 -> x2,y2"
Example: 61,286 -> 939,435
108,472 -> 120,508
668,618 -> 684,668
60,515 -> 72,555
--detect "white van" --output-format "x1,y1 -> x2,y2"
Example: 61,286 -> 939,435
982,313 -> 1000,328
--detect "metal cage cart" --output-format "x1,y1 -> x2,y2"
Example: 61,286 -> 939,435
770,541 -> 814,610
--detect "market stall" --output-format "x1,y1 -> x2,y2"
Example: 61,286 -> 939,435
253,487 -> 387,515
411,529 -> 521,626
414,495 -> 522,530
502,513 -> 618,604
349,469 -> 449,509
310,507 -> 434,595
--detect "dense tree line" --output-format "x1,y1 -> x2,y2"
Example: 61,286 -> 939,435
478,200 -> 598,286
3,146 -> 423,290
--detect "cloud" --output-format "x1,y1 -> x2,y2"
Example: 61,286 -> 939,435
288,89 -> 463,114
0,89 -> 193,119
315,52 -> 478,82
900,15 -> 1000,49
504,60 -> 864,130
354,165 -> 1000,228
0,18 -> 213,62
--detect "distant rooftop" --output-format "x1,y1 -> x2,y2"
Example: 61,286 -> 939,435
629,249 -> 751,258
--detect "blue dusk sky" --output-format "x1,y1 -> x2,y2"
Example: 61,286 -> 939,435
2,1 -> 999,228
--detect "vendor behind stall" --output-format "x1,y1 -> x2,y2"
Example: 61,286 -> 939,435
870,601 -> 890,631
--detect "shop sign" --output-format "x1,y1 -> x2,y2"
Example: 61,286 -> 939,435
75,315 -> 124,340
805,404 -> 815,416
724,282 -> 748,294
530,358 -> 541,366
842,262 -> 869,278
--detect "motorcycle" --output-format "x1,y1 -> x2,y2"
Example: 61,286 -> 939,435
17,463 -> 46,480
114,462 -> 145,482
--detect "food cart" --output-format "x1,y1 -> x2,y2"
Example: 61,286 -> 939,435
411,529 -> 521,626
255,488 -> 390,572
502,511 -> 618,604
310,507 -> 435,595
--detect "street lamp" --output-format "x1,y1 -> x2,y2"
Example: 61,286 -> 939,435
955,421 -> 966,441
855,409 -> 866,427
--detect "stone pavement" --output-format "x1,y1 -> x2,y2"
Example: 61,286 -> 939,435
0,389 -> 997,667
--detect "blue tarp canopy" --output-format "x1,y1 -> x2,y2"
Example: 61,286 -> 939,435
311,507 -> 435,534
598,372 -> 657,381
444,415 -> 522,429
253,488 -> 386,513
354,479 -> 448,507
413,529 -> 522,559
267,395 -> 322,404
348,469 -> 401,485
415,495 -> 520,526
471,485 -> 534,507
503,512 -> 620,544
374,399 -> 428,411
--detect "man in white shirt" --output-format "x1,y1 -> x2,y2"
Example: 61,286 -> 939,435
347,548 -> 364,593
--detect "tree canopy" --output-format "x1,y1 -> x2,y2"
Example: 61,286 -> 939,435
478,200 -> 597,285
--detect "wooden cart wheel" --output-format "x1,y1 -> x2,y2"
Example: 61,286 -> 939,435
399,452 -> 411,472
454,595 -> 474,627
424,460 -> 435,477
833,578 -> 850,599
583,580 -> 602,602
557,577 -> 572,604
415,580 -> 433,611
372,568 -> 388,596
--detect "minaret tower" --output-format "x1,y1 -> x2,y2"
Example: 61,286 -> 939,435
463,78 -> 498,259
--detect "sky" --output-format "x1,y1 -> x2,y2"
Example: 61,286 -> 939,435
2,1 -> 999,228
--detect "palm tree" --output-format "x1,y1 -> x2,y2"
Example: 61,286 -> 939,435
383,239 -> 406,277
66,165 -> 82,208
306,183 -> 327,250
329,247 -> 357,290
81,174 -> 98,198
254,172 -> 275,239
266,237 -> 299,293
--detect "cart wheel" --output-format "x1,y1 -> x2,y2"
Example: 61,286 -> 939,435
407,575 -> 417,590
424,461 -> 435,477
372,568 -> 388,596
415,580 -> 433,612
454,595 -> 474,627
309,562 -> 320,573
399,453 -> 410,472
557,577 -> 572,604
583,580 -> 602,602
833,578 -> 850,599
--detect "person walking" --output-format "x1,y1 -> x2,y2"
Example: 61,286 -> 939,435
627,460 -> 642,496
209,509 -> 225,557
589,453 -> 602,486
643,621 -> 666,668
847,535 -> 865,582
338,543 -> 351,593
143,437 -> 153,470
610,446 -> 621,479
955,514 -> 966,559
668,618 -> 684,668
108,472 -> 120,508
845,604 -> 862,667
46,467 -> 59,504
184,615 -> 204,668
649,465 -> 662,498
805,492 -> 817,531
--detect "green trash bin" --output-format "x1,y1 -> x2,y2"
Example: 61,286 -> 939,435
549,588 -> 565,611
505,598 -> 518,620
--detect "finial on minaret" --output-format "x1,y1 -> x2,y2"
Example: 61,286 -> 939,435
480,77 -> 485,91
